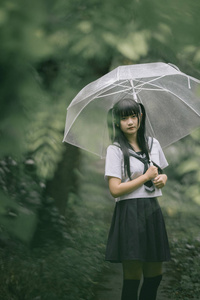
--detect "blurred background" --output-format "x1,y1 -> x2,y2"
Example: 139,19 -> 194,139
0,0 -> 200,299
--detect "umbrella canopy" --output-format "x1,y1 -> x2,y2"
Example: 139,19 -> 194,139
63,62 -> 200,158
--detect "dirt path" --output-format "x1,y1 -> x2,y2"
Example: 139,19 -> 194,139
94,263 -> 171,300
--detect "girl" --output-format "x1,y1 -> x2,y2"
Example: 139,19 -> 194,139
105,98 -> 170,300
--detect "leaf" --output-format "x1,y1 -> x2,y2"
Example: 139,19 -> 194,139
0,190 -> 37,243
177,160 -> 199,174
117,31 -> 149,60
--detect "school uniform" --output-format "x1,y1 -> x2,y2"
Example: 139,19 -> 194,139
105,138 -> 171,263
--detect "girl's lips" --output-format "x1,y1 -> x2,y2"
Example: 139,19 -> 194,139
127,127 -> 135,129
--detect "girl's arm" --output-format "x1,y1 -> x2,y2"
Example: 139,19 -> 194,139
108,165 -> 158,198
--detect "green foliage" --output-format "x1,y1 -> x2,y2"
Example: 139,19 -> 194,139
1,0 -> 200,175
160,164 -> 200,300
1,0 -> 200,180
0,0 -> 53,157
0,157 -> 42,242
172,239 -> 200,300
167,238 -> 200,300
0,0 -> 200,299
0,239 -> 106,300
27,101 -> 66,179
0,154 -> 112,300
164,130 -> 200,206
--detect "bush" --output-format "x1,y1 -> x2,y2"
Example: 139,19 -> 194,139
0,155 -> 112,300
168,238 -> 200,300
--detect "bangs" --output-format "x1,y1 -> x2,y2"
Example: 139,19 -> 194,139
120,107 -> 137,118
114,98 -> 140,118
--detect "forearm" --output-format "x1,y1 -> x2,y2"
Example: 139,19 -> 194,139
109,174 -> 149,198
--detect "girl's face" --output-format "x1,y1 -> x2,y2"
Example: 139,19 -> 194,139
119,113 -> 141,137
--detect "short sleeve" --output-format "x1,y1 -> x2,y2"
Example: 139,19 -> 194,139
105,145 -> 122,180
150,138 -> 168,170
158,141 -> 168,169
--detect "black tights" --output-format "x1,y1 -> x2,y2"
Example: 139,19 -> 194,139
139,274 -> 162,300
121,279 -> 140,300
121,275 -> 162,300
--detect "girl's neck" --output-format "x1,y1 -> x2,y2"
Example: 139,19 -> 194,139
129,142 -> 141,152
126,134 -> 141,152
124,132 -> 137,143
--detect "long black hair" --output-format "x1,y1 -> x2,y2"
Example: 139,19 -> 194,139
107,98 -> 150,179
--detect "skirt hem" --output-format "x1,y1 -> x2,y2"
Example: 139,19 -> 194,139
105,257 -> 171,263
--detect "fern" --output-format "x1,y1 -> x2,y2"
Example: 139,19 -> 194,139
26,99 -> 66,179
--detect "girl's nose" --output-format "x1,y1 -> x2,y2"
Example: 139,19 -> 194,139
128,117 -> 133,124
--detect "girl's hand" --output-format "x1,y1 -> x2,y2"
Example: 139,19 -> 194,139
153,174 -> 168,189
145,166 -> 158,180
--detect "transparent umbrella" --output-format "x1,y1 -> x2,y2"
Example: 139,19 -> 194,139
63,62 -> 200,158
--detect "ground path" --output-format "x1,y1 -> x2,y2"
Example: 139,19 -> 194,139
94,262 -> 171,300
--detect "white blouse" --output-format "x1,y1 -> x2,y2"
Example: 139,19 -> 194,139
105,138 -> 168,202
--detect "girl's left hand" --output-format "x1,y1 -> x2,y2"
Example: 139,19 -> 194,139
153,174 -> 168,189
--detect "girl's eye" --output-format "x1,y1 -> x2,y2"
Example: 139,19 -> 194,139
121,114 -> 136,120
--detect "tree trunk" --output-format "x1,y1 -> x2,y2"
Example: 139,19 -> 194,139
45,144 -> 80,215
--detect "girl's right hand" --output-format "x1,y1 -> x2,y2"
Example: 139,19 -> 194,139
145,166 -> 158,180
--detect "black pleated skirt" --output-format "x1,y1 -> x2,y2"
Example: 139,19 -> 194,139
105,197 -> 171,263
